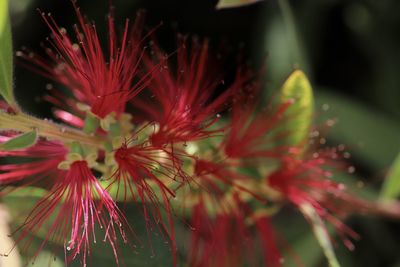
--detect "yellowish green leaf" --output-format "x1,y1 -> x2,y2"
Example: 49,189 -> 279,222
279,69 -> 314,149
0,0 -> 15,105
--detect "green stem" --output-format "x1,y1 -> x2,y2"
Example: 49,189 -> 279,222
0,111 -> 104,147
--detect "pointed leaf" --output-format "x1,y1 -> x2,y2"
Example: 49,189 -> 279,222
381,153 -> 400,200
0,0 -> 15,105
216,0 -> 262,9
0,130 -> 38,151
300,203 -> 341,267
279,69 -> 314,149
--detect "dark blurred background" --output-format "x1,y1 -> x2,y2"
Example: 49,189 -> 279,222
8,0 -> 400,266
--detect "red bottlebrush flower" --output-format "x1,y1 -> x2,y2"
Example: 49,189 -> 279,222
187,195 -> 281,267
268,151 -> 360,250
223,96 -> 293,159
110,140 -> 183,265
0,134 -> 67,185
137,40 -> 250,146
194,159 -> 264,200
12,160 -> 128,265
183,158 -> 282,267
18,3 -> 150,119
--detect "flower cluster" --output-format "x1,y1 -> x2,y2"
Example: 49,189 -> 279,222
1,2 -> 398,267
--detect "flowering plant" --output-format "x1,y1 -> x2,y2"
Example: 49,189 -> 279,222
1,1 -> 400,267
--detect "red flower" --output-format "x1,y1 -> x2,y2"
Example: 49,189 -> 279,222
110,140 -> 184,265
136,40 -> 250,146
0,133 -> 67,185
18,3 -> 150,119
268,151 -> 359,250
188,195 -> 281,267
182,157 -> 282,267
0,133 -> 128,265
12,160 -> 128,265
223,95 -> 293,159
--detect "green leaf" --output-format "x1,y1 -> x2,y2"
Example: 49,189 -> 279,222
0,0 -> 15,105
4,186 -> 48,198
381,152 -> 400,200
32,251 -> 64,267
300,203 -> 341,267
315,89 -> 400,171
216,0 -> 262,9
279,69 -> 314,149
0,130 -> 38,150
2,187 -> 60,245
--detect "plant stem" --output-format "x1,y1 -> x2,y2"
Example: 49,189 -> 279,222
0,111 -> 104,147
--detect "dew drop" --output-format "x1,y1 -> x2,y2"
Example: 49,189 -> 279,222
343,152 -> 351,159
338,183 -> 346,190
348,166 -> 356,173
216,114 -> 221,118
326,119 -> 336,127
287,98 -> 296,104
66,246 -> 71,251
309,130 -> 319,138
72,44 -> 80,51
45,83 -> 53,90
16,51 -> 23,57
322,103 -> 330,111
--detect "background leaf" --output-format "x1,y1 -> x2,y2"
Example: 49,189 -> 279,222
0,0 -> 15,105
315,89 -> 400,171
381,153 -> 400,200
216,0 -> 262,9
